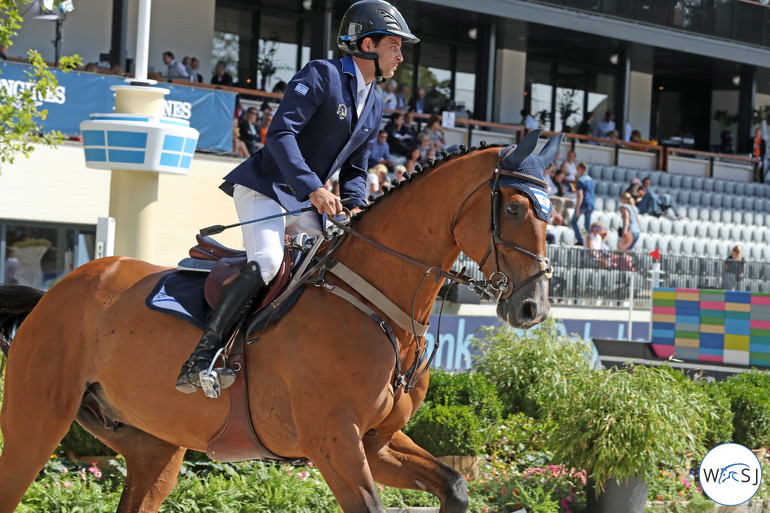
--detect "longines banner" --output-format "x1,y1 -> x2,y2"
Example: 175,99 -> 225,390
0,61 -> 235,152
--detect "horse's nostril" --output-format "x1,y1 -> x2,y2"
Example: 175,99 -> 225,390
518,300 -> 538,321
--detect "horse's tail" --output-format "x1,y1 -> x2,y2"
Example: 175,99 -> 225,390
0,285 -> 45,357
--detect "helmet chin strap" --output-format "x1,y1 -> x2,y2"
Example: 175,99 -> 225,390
374,58 -> 386,83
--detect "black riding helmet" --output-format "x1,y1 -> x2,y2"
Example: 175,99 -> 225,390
337,0 -> 419,79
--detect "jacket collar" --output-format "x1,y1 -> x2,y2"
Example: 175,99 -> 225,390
341,55 -> 357,77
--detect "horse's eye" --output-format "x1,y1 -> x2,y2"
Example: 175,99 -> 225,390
506,204 -> 519,217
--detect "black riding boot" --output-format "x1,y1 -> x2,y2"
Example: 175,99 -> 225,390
175,261 -> 265,396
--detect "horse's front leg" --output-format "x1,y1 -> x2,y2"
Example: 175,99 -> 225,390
365,430 -> 468,513
297,420 -> 384,513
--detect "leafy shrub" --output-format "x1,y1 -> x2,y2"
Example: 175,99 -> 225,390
485,413 -> 555,468
699,379 -> 734,448
404,403 -> 485,456
425,368 -> 502,423
547,365 -> 711,488
721,370 -> 770,448
57,422 -> 116,458
472,319 -> 594,418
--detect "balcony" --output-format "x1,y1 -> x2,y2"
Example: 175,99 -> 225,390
526,0 -> 770,49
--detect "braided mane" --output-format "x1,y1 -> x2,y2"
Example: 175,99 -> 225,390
350,140 -> 499,225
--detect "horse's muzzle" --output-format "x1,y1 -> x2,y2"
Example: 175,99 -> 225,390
496,286 -> 549,329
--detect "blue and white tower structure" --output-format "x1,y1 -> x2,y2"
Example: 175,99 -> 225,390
79,0 -> 198,262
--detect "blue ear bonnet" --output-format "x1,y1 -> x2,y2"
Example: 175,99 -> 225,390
494,153 -> 553,222
489,131 -> 564,223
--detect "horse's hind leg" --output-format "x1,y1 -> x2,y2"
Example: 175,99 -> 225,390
0,358 -> 86,512
78,413 -> 186,513
365,430 -> 468,513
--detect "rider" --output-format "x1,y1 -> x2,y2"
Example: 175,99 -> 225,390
175,0 -> 419,396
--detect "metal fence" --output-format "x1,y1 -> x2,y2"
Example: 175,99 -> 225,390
453,245 -> 770,307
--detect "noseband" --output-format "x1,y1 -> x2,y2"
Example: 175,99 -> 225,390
450,155 -> 554,302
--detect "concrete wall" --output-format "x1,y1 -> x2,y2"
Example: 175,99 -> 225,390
493,48 -> 526,125
11,0 -> 215,82
1,142 -> 241,267
628,71 -> 652,140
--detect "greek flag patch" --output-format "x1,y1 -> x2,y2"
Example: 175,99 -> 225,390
531,188 -> 553,219
294,83 -> 309,96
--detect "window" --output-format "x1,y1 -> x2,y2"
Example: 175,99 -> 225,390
2,222 -> 95,290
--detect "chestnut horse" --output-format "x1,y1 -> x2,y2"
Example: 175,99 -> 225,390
0,131 -> 560,513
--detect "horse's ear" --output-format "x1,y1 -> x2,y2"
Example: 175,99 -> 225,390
503,129 -> 541,170
538,133 -> 565,167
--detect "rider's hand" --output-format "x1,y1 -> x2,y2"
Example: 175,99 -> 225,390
309,187 -> 343,216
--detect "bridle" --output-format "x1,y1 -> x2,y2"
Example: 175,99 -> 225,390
450,148 -> 554,301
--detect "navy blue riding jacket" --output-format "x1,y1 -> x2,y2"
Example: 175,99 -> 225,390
221,56 -> 382,211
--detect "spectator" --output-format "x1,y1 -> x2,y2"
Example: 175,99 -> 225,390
593,110 -> 615,139
617,192 -> 641,251
162,51 -> 189,79
624,121 -> 633,142
383,80 -> 398,110
571,162 -> 595,246
408,87 -> 428,113
576,111 -> 594,136
367,164 -> 388,199
404,146 -> 422,174
401,111 -> 417,139
635,177 -> 681,218
83,62 -> 99,73
232,118 -> 249,158
109,64 -> 124,76
384,111 -> 412,156
211,60 -> 234,86
368,130 -> 395,171
0,45 -> 6,60
396,83 -> 409,110
189,57 -> 204,83
238,107 -> 260,155
629,129 -> 657,150
394,164 -> 407,181
754,127 -> 766,184
723,245 -> 745,291
259,111 -> 273,145
423,114 -> 446,152
560,150 -> 578,183
417,132 -> 432,160
586,222 -> 613,267
520,109 -> 537,130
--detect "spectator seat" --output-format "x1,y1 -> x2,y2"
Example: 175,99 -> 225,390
659,173 -> 671,187
732,196 -> 744,210
683,221 -> 697,237
713,194 -> 725,209
702,178 -> 715,192
604,198 -> 617,212
707,223 -> 720,238
594,196 -> 605,211
698,209 -> 711,223
714,180 -> 725,194
670,174 -> 683,189
681,175 -> 693,190
695,223 -> 708,238
672,221 -> 685,236
722,210 -> 733,224
725,181 -> 736,195
735,182 -> 746,195
692,177 -> 705,190
595,181 -> 609,196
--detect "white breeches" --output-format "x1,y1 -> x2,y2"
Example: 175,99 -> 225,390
233,184 -> 323,283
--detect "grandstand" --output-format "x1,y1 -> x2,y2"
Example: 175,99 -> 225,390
548,163 -> 770,262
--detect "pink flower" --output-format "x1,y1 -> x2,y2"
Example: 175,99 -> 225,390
60,467 -> 68,474
94,471 -> 103,479
54,482 -> 61,487
64,482 -> 72,488
681,479 -> 690,488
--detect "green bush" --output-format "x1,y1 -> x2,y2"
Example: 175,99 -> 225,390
57,422 -> 116,458
721,370 -> 770,448
404,403 -> 485,457
472,319 -> 594,418
699,379 -> 734,448
485,413 -> 555,468
547,365 -> 711,488
425,368 -> 502,423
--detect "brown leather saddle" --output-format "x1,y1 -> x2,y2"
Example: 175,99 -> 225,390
189,234 -> 294,313
186,234 -> 296,462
